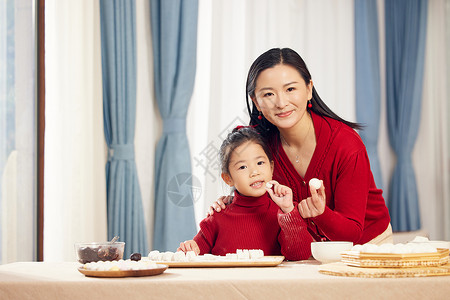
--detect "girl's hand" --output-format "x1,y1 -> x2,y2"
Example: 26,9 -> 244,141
206,195 -> 233,216
266,180 -> 295,213
298,180 -> 326,218
177,240 -> 200,255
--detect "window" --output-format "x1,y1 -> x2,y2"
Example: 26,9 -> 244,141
0,0 -> 37,263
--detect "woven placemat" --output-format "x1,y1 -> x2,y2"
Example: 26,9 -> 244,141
318,262 -> 450,278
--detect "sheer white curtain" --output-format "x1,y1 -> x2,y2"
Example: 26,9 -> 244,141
45,0 -> 107,261
0,0 -> 36,263
135,0 -> 159,250
447,0 -> 450,241
413,0 -> 450,240
188,0 -> 355,224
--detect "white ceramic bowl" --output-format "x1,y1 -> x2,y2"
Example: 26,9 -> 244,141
311,241 -> 353,263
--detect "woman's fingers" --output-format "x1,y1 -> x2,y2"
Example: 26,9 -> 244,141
207,197 -> 226,217
206,195 -> 235,217
309,182 -> 325,214
311,195 -> 325,214
216,196 -> 226,209
216,195 -> 232,210
223,196 -> 234,207
298,199 -> 311,218
298,181 -> 326,218
206,206 -> 215,217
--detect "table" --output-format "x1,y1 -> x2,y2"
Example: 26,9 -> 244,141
1,260 -> 449,300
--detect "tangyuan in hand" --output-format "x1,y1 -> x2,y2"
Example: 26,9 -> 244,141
309,178 -> 321,190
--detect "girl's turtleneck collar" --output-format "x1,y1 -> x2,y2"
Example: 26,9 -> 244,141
232,190 -> 270,208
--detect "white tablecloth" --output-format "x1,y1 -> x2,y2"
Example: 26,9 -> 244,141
1,260 -> 449,300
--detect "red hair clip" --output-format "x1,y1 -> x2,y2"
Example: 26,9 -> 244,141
234,125 -> 257,131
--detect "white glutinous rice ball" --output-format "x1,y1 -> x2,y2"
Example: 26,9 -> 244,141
236,249 -> 246,259
118,261 -> 131,271
226,253 -> 238,260
411,236 -> 429,243
162,251 -> 174,261
309,178 -> 321,190
361,243 -> 379,253
377,243 -> 394,253
392,243 -> 410,254
249,249 -> 264,259
185,251 -> 197,261
266,182 -> 273,189
148,250 -> 160,261
203,254 -> 216,261
237,249 -> 250,260
409,243 -> 427,253
173,251 -> 188,262
351,244 -> 363,252
130,261 -> 140,270
420,244 -> 438,253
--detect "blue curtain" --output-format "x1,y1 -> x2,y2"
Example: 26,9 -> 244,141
355,0 -> 383,189
385,0 -> 428,231
150,0 -> 198,251
100,0 -> 148,257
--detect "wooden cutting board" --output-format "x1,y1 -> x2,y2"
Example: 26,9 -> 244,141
145,256 -> 285,268
318,262 -> 450,278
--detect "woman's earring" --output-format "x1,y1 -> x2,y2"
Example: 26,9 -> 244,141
307,100 -> 312,109
258,111 -> 263,120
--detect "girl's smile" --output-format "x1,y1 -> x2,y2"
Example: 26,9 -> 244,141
250,180 -> 265,189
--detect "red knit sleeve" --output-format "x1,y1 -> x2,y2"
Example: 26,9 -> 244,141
193,216 -> 217,255
312,148 -> 370,242
277,203 -> 313,260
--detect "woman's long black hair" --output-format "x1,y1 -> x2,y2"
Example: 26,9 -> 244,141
246,48 -> 362,139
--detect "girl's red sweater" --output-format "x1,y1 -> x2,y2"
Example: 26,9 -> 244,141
194,192 -> 313,260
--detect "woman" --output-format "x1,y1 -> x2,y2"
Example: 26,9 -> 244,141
211,48 -> 392,245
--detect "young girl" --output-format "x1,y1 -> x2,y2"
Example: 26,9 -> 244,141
177,126 -> 313,261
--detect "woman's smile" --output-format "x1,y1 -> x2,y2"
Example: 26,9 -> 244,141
276,110 -> 293,118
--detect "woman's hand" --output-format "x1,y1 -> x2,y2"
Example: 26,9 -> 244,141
266,180 -> 295,213
206,195 -> 233,216
298,180 -> 326,218
176,240 -> 200,255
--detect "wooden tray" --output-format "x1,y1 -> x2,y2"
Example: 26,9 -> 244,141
146,256 -> 284,268
340,248 -> 449,268
78,264 -> 168,278
319,262 -> 450,278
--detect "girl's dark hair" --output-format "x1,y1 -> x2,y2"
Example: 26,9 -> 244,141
219,126 -> 272,174
246,48 -> 362,138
